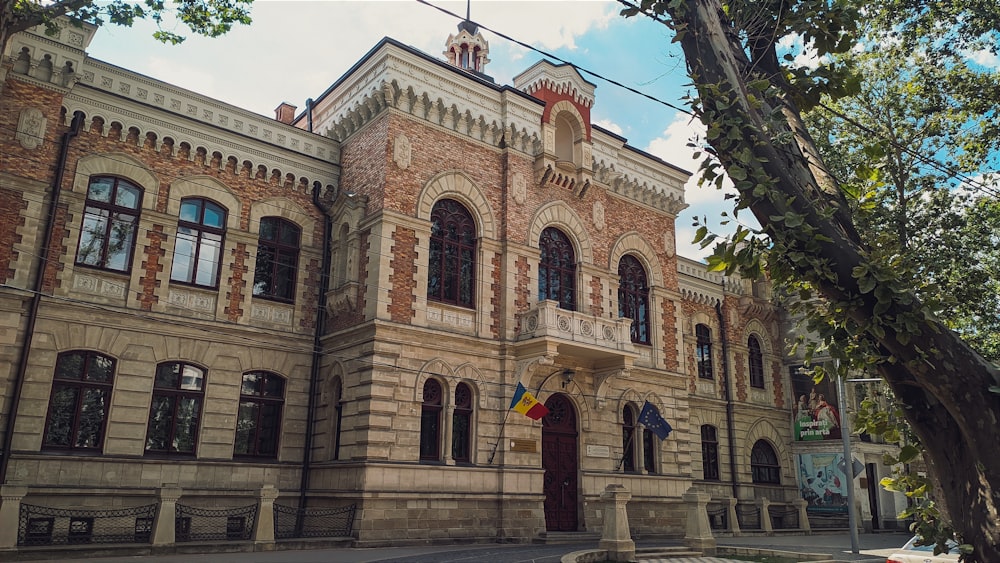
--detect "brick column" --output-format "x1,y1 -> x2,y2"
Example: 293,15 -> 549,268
598,484 -> 635,562
152,486 -> 182,546
0,485 -> 29,549
682,486 -> 716,555
252,485 -> 279,548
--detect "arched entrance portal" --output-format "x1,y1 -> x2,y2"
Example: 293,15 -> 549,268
542,393 -> 578,531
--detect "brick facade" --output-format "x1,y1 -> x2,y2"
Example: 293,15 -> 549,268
0,22 -> 835,551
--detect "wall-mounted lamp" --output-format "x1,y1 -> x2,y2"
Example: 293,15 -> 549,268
561,369 -> 575,388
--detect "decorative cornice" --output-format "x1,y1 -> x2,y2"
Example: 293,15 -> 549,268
513,60 -> 596,108
63,91 -> 339,192
76,59 -> 339,165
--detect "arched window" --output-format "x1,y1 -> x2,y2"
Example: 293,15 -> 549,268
622,405 -> 637,472
751,440 -> 781,484
75,176 -> 142,272
146,362 -> 205,455
170,198 -> 226,288
554,113 -> 576,163
428,199 -> 476,308
420,379 -> 443,461
43,351 -> 115,451
618,255 -> 650,344
452,382 -> 473,463
253,217 -> 300,302
234,371 -> 285,458
696,324 -> 713,380
701,425 -> 720,481
332,377 -> 343,461
643,427 -> 656,473
748,335 -> 765,389
538,227 -> 576,311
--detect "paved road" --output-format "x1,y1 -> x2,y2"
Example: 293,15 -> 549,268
25,532 -> 910,563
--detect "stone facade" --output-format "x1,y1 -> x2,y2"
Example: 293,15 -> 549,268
0,19 -> 821,551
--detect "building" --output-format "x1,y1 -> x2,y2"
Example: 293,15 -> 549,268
0,16 -> 888,550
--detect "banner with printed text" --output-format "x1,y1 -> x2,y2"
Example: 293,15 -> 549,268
789,365 -> 842,441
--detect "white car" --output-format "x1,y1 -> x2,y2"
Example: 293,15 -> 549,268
886,535 -> 960,563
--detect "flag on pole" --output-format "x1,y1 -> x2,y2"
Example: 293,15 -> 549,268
509,382 -> 550,420
639,400 -> 672,440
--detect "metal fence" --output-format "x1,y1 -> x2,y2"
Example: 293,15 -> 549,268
273,503 -> 356,539
174,503 -> 257,542
735,503 -> 761,530
18,503 -> 157,546
706,503 -> 729,530
768,504 -> 800,529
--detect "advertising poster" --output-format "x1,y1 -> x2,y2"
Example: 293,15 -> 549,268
798,453 -> 849,514
789,365 -> 842,441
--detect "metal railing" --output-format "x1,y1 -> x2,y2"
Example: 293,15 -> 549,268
768,505 -> 800,529
735,503 -> 761,530
18,503 -> 157,546
706,503 -> 729,530
273,503 -> 356,539
174,503 -> 257,542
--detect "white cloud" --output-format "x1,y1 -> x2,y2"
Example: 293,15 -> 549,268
964,48 -> 1000,69
87,1 -> 620,116
644,113 -> 748,261
593,118 -> 623,135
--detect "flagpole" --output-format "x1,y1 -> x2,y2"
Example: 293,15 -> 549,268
615,426 -> 638,472
488,403 -> 514,464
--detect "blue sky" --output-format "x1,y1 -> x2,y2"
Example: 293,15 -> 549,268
85,0 -> 741,260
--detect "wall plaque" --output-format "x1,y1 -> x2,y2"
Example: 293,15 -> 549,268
587,445 -> 611,458
509,439 -> 536,453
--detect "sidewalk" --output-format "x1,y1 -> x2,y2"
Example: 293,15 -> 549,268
21,531 -> 910,563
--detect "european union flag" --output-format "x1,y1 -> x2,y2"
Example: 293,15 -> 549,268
639,400 -> 672,440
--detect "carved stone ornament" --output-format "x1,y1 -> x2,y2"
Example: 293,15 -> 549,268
512,172 -> 527,204
663,230 -> 676,258
544,128 -> 555,154
393,133 -> 411,170
592,201 -> 606,232
16,108 -> 46,150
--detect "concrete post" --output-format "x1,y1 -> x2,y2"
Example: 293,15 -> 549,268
682,486 -> 716,555
252,485 -> 279,548
0,485 -> 29,549
152,486 -> 182,546
725,497 -> 741,535
793,498 -> 811,532
758,497 -> 773,534
598,484 -> 635,562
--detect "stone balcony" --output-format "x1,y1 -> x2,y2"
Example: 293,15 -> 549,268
514,300 -> 636,370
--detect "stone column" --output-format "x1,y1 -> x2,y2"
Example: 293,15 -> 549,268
0,485 -> 29,549
598,484 -> 635,563
758,497 -> 773,534
152,486 -> 182,546
725,497 -> 741,535
793,498 -> 811,532
252,485 -> 279,548
682,486 -> 716,555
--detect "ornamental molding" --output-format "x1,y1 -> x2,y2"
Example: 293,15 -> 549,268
63,91 -> 339,193
77,58 -> 339,165
16,108 -> 46,150
513,60 -> 596,108
312,45 -> 543,154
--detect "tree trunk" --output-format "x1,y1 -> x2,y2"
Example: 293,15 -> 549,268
667,0 -> 1000,559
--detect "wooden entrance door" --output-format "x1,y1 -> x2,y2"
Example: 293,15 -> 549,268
542,393 -> 578,531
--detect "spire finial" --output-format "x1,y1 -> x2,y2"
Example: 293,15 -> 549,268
466,0 -> 471,21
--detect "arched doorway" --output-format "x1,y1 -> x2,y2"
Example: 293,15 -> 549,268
542,393 -> 578,531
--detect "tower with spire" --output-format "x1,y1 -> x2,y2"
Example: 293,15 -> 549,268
443,3 -> 490,77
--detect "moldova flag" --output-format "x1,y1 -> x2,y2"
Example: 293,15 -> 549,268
509,382 -> 550,420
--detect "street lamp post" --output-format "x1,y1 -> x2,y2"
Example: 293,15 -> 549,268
836,366 -> 860,554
